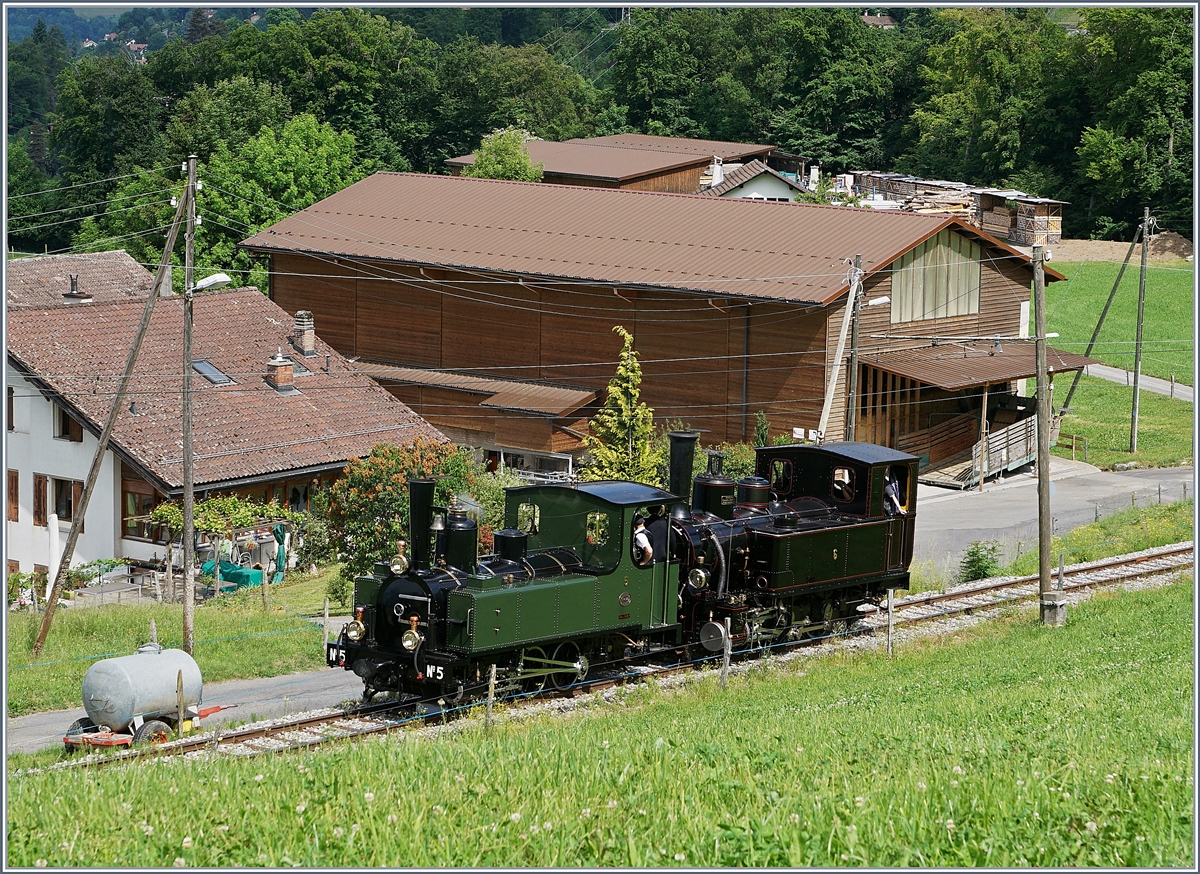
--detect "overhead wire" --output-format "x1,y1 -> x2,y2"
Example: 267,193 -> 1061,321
6,165 -> 178,199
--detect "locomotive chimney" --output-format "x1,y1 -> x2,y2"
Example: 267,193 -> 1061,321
667,431 -> 699,506
408,478 -> 436,571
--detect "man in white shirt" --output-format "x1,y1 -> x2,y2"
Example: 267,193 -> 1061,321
633,518 -> 653,566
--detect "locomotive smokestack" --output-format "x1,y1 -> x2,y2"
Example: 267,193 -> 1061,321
408,478 -> 436,571
667,431 -> 699,505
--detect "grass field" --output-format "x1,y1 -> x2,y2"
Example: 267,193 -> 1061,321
268,564 -> 344,616
5,596 -> 326,717
6,579 -> 1192,867
1047,259 -> 1194,385
1051,374 -> 1193,469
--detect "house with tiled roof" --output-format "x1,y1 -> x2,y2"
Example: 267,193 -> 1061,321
241,172 -> 1095,488
6,250 -> 156,309
5,288 -> 444,574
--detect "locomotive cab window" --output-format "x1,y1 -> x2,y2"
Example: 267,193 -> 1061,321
831,467 -> 855,503
884,465 -> 909,516
770,459 -> 792,496
586,511 -> 609,546
516,502 -> 540,534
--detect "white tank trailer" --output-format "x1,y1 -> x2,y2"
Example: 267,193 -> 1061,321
81,644 -> 203,734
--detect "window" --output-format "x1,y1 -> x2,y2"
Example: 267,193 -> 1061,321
831,467 -> 855,503
193,359 -> 234,385
516,502 -> 540,534
770,459 -> 792,496
7,470 -> 17,522
55,405 -> 83,442
51,478 -> 84,530
585,511 -> 609,547
33,474 -> 47,527
891,229 -> 982,323
123,476 -> 165,542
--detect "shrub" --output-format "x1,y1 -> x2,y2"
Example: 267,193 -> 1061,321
958,540 -> 1002,583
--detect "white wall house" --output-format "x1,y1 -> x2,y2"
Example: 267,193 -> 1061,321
5,369 -> 137,575
699,158 -> 806,202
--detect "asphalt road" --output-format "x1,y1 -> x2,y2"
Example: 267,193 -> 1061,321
8,460 -> 1194,755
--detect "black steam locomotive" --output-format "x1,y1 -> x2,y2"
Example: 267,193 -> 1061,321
328,434 -> 917,703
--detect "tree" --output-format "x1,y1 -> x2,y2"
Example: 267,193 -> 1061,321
325,439 -> 472,604
461,126 -> 544,181
165,76 -> 292,162
581,326 -> 660,484
197,113 -> 368,290
753,412 -> 770,448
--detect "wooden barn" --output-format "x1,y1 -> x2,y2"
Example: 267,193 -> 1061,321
446,134 -> 775,194
241,173 -> 1091,485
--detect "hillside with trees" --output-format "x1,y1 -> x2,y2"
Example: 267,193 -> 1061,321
5,6 -> 1192,273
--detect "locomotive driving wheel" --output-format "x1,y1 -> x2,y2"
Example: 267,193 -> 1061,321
521,646 -> 548,693
550,641 -> 588,690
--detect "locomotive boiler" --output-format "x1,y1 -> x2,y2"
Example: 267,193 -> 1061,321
328,434 -> 917,703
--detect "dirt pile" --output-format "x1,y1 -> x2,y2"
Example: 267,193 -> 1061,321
1049,233 -> 1193,262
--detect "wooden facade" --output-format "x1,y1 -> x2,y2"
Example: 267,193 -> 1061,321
269,228 -> 1035,458
449,165 -> 707,194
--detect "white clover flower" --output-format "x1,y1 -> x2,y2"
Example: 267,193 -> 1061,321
364,792 -> 374,803
295,804 -> 306,814
543,821 -> 553,832
952,766 -> 964,775
333,827 -> 345,839
950,780 -> 959,788
35,862 -> 47,869
945,819 -> 956,831
455,774 -> 465,783
607,800 -> 619,809
173,857 -> 186,867
1062,792 -> 1071,799
788,813 -> 800,825
917,782 -> 927,791
182,837 -> 193,850
855,797 -> 865,807
674,853 -> 686,861
602,740 -> 610,749
217,826 -> 229,833
580,808 -> 591,818
169,786 -> 179,795
1016,779 -> 1024,786
387,815 -> 398,824
1085,821 -> 1097,833
254,774 -> 264,783
510,812 -> 521,823
142,825 -> 154,836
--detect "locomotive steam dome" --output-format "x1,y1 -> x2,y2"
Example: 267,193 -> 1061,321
736,476 -> 771,508
692,469 -> 735,520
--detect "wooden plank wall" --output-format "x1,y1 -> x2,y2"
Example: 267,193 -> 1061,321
623,166 -> 707,193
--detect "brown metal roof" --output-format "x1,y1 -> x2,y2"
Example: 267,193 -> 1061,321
446,140 -> 713,183
860,341 -> 1097,391
699,159 -> 805,197
5,250 -> 155,309
6,291 -> 445,492
355,362 -> 596,417
239,172 -> 1045,306
575,134 -> 775,162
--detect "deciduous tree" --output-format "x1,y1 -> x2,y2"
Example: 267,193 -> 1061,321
461,126 -> 544,181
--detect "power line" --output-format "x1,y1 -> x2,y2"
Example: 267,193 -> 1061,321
6,165 -> 178,199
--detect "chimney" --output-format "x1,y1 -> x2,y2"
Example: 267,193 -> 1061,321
293,311 -> 316,357
266,348 -> 294,393
710,156 -> 724,187
62,274 -> 92,303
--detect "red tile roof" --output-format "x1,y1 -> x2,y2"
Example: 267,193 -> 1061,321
6,289 -> 445,492
240,172 -> 1046,306
5,250 -> 155,309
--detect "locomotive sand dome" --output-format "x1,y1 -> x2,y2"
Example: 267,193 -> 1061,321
81,644 -> 203,734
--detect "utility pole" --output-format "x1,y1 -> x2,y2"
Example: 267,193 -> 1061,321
1033,245 -> 1064,626
183,155 -> 198,655
32,185 -> 190,655
845,254 -> 863,441
1130,206 -> 1150,453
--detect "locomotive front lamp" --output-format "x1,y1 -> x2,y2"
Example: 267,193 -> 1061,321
390,553 -> 410,575
688,568 -> 710,590
401,629 -> 422,651
345,620 -> 366,642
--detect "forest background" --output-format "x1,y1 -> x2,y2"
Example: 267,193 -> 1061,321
6,5 -> 1193,286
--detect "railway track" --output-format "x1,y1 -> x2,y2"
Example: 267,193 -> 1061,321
27,542 -> 1192,772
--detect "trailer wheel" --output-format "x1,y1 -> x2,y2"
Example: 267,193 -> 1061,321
63,717 -> 96,754
133,719 -> 173,746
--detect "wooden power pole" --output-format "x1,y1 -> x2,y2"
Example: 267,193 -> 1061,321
32,184 -> 191,656
1033,245 -> 1065,626
183,155 -> 198,655
1130,206 -> 1150,453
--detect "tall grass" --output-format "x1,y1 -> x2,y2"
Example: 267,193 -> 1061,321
7,580 -> 1192,867
1048,259 -> 1194,384
1004,499 -> 1193,576
6,596 -> 325,717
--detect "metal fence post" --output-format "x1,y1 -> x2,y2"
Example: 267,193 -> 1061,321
323,598 -> 330,648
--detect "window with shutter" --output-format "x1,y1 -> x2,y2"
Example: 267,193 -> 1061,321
33,474 -> 47,527
7,470 -> 17,522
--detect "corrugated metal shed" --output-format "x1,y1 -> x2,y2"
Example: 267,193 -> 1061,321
240,172 -> 1052,306
355,362 -> 596,417
860,341 -> 1097,391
